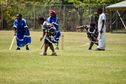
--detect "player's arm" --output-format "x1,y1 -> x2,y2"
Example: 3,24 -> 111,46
13,20 -> 17,36
100,19 -> 105,34
52,22 -> 58,26
52,18 -> 58,26
40,25 -> 47,41
23,19 -> 29,29
14,28 -> 17,36
40,29 -> 45,41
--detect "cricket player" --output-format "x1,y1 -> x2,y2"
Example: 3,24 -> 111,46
13,14 -> 31,50
47,10 -> 61,49
86,23 -> 98,50
39,17 -> 57,56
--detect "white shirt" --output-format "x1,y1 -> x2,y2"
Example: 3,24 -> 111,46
98,13 -> 106,32
41,21 -> 52,30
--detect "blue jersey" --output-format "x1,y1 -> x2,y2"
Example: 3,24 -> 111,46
47,16 -> 59,31
47,16 -> 61,42
13,18 -> 31,47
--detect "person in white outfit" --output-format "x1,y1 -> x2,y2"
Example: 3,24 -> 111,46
96,8 -> 106,51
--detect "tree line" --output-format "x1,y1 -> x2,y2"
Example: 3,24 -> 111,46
0,0 -> 122,30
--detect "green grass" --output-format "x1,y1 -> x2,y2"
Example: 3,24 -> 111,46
0,31 -> 126,84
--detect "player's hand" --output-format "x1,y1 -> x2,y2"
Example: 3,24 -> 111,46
100,30 -> 103,34
52,22 -> 55,24
24,27 -> 28,29
40,37 -> 43,41
14,32 -> 16,36
50,23 -> 54,27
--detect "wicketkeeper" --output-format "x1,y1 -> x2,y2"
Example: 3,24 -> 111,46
85,23 -> 98,50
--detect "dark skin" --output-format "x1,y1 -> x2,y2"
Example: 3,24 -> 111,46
44,43 -> 55,53
89,42 -> 98,50
100,20 -> 105,34
40,32 -> 55,54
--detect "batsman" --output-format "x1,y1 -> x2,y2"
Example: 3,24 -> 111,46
39,17 -> 57,56
13,14 -> 31,50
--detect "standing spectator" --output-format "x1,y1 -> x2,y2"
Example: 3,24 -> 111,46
47,10 -> 61,49
96,8 -> 106,51
13,14 -> 31,50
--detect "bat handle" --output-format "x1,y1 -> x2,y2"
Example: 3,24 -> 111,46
9,36 -> 16,50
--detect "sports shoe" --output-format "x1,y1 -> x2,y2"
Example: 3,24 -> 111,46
95,48 -> 105,51
88,48 -> 92,50
16,47 -> 20,50
26,46 -> 29,50
51,52 -> 57,56
55,46 -> 59,50
43,52 -> 47,56
40,52 -> 47,56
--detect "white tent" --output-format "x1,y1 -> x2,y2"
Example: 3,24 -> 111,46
106,0 -> 126,32
106,0 -> 126,10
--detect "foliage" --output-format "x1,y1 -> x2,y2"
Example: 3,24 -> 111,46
0,0 -> 124,29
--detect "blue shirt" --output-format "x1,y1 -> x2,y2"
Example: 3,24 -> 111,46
13,18 -> 31,47
13,18 -> 30,38
47,16 -> 59,31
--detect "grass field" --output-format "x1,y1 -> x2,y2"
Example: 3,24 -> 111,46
0,31 -> 126,84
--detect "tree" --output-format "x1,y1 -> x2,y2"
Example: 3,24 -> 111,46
0,0 -> 123,30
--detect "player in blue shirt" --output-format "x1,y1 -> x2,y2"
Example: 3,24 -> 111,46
47,10 -> 61,49
13,14 -> 31,50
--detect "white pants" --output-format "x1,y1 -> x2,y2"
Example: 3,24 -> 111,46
97,32 -> 106,49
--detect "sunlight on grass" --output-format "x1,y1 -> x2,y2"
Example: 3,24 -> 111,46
0,31 -> 126,84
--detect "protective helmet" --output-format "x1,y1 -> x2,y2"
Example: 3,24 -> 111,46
50,10 -> 56,17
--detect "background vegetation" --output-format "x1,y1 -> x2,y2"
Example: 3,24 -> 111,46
0,0 -> 123,31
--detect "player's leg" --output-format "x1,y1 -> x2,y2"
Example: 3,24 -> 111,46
16,39 -> 21,50
88,42 -> 94,50
26,45 -> 29,50
95,42 -> 98,46
55,31 -> 61,49
43,43 -> 48,55
16,47 -> 20,50
43,39 -> 50,55
49,43 -> 57,56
